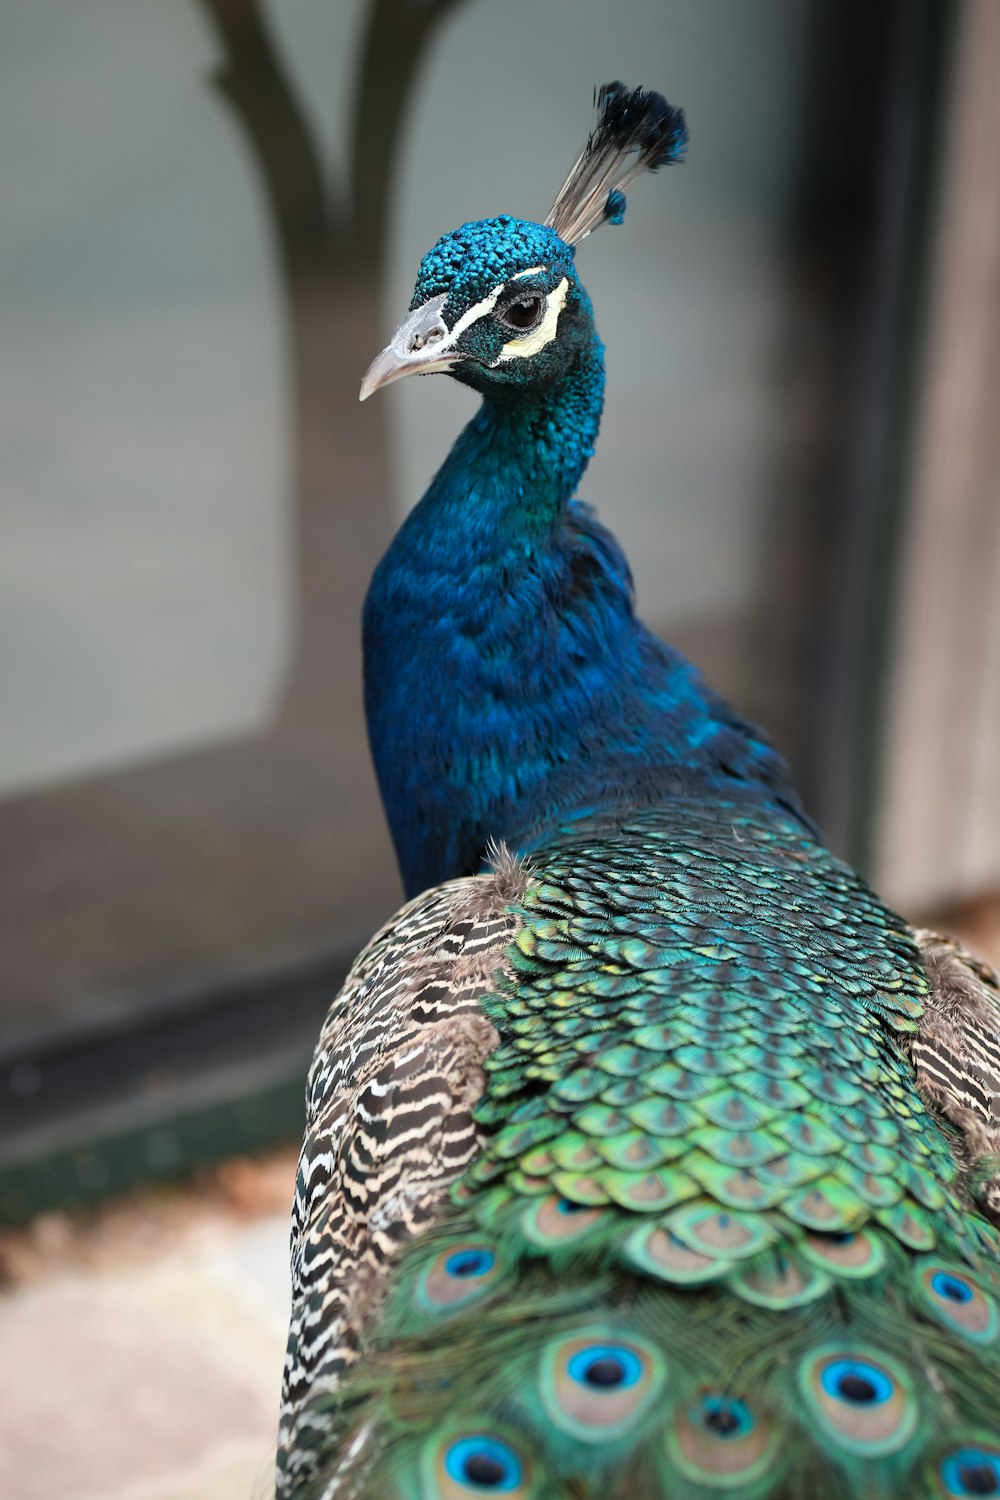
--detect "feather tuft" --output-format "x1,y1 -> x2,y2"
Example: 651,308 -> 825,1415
484,835 -> 530,901
546,81 -> 688,246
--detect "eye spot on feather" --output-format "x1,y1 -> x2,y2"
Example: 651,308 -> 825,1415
415,1242 -> 500,1313
446,1248 -> 495,1277
916,1264 -> 999,1345
435,1433 -> 530,1497
802,1228 -> 886,1279
935,1272 -> 974,1302
522,1194 -> 603,1247
704,1398 -> 749,1437
799,1347 -> 918,1456
939,1444 -> 1000,1496
568,1345 -> 642,1389
728,1250 -> 831,1309
823,1363 -> 889,1405
623,1222 -> 726,1285
667,1392 -> 782,1486
664,1204 -> 775,1260
540,1332 -> 664,1441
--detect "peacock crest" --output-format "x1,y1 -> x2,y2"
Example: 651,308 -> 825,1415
546,81 -> 688,244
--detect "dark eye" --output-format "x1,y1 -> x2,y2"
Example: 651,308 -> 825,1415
499,294 -> 544,332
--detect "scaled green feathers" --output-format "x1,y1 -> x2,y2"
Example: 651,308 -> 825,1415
292,802 -> 1000,1499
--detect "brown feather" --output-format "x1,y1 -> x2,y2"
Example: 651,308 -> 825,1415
276,850 -> 526,1498
910,927 -> 1000,1221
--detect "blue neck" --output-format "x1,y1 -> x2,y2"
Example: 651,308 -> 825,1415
364,341 -> 803,898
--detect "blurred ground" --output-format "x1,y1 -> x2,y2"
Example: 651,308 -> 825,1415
937,893 -> 1000,973
0,1147 -> 297,1500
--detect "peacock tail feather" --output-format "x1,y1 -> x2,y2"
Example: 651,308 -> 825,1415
286,801 -> 1000,1499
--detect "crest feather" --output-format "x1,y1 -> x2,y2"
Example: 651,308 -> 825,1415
545,81 -> 688,247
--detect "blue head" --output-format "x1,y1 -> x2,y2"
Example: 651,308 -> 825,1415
361,216 -> 593,403
360,84 -> 688,406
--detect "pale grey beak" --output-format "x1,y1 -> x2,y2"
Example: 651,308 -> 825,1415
359,294 -> 462,401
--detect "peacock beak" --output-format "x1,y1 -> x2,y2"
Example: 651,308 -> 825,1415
359,294 -> 464,401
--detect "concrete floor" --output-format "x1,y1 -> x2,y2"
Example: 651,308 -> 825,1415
0,1151 -> 296,1500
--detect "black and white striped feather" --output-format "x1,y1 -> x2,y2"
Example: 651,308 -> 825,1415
276,850 -> 526,1500
911,927 -> 1000,1220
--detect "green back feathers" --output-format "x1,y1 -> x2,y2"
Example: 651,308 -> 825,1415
310,801 -> 1000,1499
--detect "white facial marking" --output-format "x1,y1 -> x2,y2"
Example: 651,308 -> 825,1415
377,269 -> 563,391
438,284 -> 504,348
496,276 -> 569,363
372,284 -> 506,390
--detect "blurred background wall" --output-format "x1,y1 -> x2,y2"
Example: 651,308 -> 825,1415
0,0 -> 997,1221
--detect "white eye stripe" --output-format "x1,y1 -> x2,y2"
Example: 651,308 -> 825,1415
414,283 -> 506,365
424,272 -> 565,363
495,277 -> 569,363
446,284 -> 505,343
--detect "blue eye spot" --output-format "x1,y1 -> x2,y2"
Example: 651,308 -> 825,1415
942,1448 -> 1000,1496
444,1435 -> 522,1492
567,1343 -> 643,1390
932,1271 -> 975,1305
827,1231 -> 855,1245
820,1359 -> 892,1406
445,1248 -> 496,1279
699,1395 -> 754,1439
556,1198 -> 588,1215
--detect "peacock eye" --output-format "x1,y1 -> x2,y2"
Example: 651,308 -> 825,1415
499,294 -> 544,332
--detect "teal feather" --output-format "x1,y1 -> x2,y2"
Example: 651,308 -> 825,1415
285,802 -> 1000,1499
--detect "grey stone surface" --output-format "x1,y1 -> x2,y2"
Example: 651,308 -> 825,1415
0,1214 -> 290,1500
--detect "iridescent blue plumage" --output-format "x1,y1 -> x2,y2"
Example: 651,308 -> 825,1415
365,211 -> 802,897
410,218 -> 571,311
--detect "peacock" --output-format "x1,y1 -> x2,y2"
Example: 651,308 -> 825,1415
277,83 -> 1000,1499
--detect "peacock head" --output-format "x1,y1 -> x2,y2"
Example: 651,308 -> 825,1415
359,83 -> 688,403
